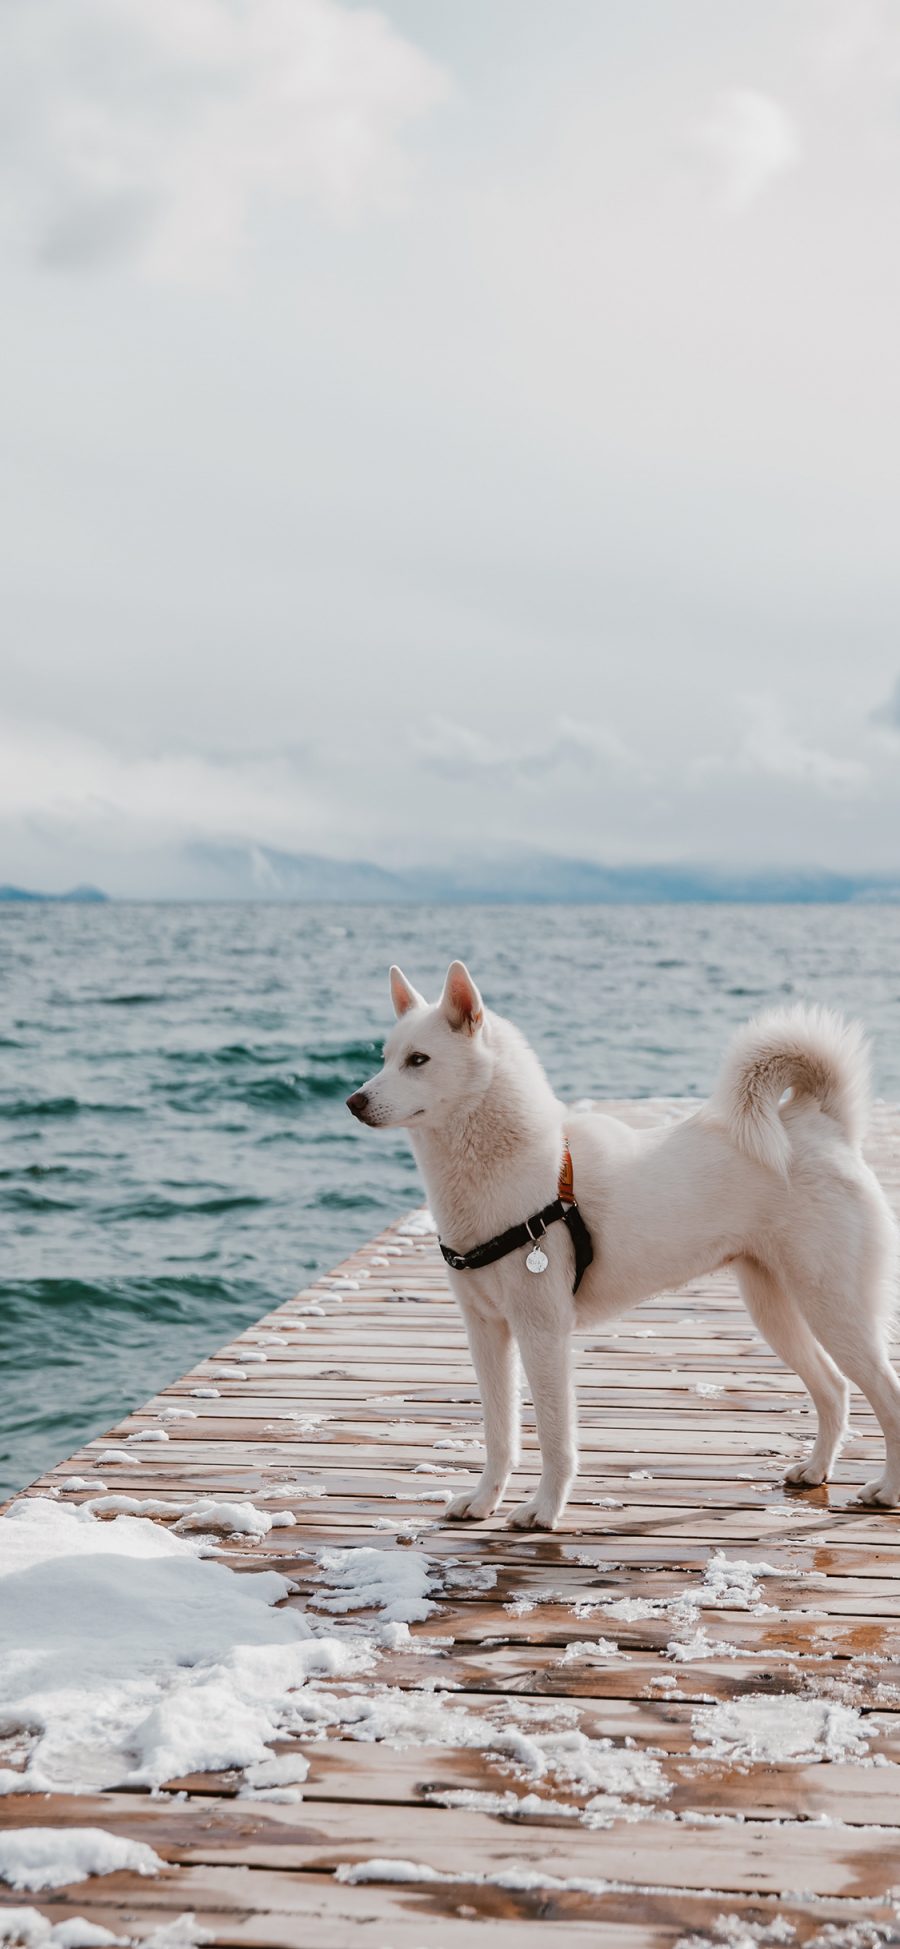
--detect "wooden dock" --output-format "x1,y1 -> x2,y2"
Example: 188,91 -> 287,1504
4,1101 -> 900,1947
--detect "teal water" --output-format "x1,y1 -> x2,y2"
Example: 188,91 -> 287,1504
3,902 -> 900,1501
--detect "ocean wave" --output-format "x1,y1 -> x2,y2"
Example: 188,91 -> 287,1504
0,1163 -> 90,1181
237,1071 -> 361,1106
0,1096 -> 145,1119
0,1187 -> 79,1213
315,1186 -> 384,1211
305,1040 -> 380,1068
100,1192 -> 270,1221
166,1040 -> 298,1067
94,991 -> 168,1007
162,1068 -> 367,1110
0,1272 -> 266,1321
161,1036 -> 379,1099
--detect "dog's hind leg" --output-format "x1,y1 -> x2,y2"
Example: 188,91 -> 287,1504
446,1307 -> 519,1521
793,1286 -> 900,1506
506,1311 -> 577,1530
734,1257 -> 850,1487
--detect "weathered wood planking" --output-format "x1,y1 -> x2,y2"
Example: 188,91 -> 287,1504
4,1099 -> 900,1948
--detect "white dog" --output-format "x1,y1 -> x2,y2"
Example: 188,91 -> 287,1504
347,962 -> 899,1529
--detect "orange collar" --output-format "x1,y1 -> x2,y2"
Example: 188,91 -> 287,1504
558,1138 -> 576,1205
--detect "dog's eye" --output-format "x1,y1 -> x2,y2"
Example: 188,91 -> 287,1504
406,1051 -> 430,1068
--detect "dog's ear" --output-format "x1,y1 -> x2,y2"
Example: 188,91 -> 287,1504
390,966 -> 425,1018
440,961 -> 484,1033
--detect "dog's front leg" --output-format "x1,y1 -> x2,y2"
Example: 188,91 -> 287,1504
507,1313 -> 577,1530
446,1307 -> 519,1521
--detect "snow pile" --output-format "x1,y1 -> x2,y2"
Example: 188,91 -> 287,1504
338,1859 -> 446,1884
0,1914 -> 125,1948
425,1787 -> 578,1818
0,1498 -> 370,1794
692,1694 -> 869,1765
0,1911 -> 209,1949
336,1859 -> 610,1896
674,1917 -> 797,1949
559,1638 -> 626,1663
313,1547 -> 440,1623
396,1209 -> 437,1236
0,1828 -> 163,1892
667,1623 -> 746,1664
597,1596 -> 663,1621
699,1554 -> 778,1612
239,1750 -> 310,1802
76,1495 -> 294,1540
174,1500 -> 294,1540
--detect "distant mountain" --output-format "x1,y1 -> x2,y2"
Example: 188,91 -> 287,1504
0,884 -> 108,903
183,842 -> 410,902
178,843 -> 900,905
6,847 -> 900,903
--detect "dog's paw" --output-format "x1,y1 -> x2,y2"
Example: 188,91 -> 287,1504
858,1472 -> 900,1507
784,1457 -> 829,1487
444,1488 -> 497,1522
506,1493 -> 561,1531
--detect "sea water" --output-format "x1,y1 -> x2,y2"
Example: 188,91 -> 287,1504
2,900 -> 900,1498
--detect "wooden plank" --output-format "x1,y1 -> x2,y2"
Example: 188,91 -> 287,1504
2,1793 -> 900,1900
5,1100 -> 900,1949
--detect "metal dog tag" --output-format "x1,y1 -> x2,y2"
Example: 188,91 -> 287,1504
526,1244 -> 549,1274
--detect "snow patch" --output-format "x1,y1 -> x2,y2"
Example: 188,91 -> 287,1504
0,1912 -> 208,1949
692,1694 -> 869,1764
397,1209 -> 437,1236
0,1498 -> 369,1794
0,1829 -> 163,1892
313,1548 -> 439,1623
174,1499 -> 292,1540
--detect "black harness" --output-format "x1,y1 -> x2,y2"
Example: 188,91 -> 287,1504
439,1170 -> 594,1295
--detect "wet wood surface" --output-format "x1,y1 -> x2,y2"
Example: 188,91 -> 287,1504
4,1099 -> 900,1946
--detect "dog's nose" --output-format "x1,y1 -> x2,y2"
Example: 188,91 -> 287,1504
346,1090 -> 370,1121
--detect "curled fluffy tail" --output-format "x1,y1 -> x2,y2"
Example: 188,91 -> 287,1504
711,1005 -> 871,1174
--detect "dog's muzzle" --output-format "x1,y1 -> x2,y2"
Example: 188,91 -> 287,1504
346,1090 -> 373,1123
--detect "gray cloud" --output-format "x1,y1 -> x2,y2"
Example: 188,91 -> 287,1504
695,695 -> 869,799
412,715 -> 642,785
0,0 -> 448,277
871,676 -> 900,733
1,2 -> 899,891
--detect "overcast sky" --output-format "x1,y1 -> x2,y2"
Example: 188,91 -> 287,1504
2,0 -> 900,895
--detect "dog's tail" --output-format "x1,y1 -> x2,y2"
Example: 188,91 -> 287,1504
710,1004 -> 871,1175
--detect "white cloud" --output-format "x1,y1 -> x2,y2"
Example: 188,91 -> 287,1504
0,717 -> 332,857
696,89 -> 800,213
412,713 -> 642,785
0,0 -> 449,279
697,694 -> 868,798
